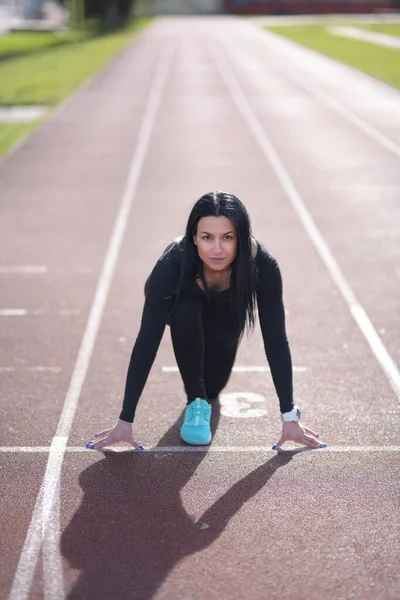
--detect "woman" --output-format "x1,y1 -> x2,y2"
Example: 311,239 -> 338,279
86,192 -> 326,451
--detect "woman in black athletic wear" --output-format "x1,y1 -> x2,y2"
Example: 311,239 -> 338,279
86,192 -> 326,451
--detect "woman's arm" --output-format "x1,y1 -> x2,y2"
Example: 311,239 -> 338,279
256,250 -> 294,414
86,245 -> 180,450
255,246 -> 325,449
119,259 -> 176,422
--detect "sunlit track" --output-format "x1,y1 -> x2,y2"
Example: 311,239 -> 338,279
2,16 -> 400,600
241,23 -> 400,156
212,41 -> 400,402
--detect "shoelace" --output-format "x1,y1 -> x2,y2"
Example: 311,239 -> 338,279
194,399 -> 201,425
194,399 -> 203,426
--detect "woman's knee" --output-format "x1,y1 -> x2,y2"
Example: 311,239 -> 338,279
205,371 -> 232,400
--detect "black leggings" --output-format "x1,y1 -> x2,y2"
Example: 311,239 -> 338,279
169,294 -> 239,403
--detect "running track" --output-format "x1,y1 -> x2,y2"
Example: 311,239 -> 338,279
1,16 -> 399,600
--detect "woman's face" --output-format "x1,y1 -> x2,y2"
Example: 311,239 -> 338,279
193,216 -> 237,272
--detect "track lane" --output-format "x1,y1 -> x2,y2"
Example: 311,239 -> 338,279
1,16 -> 399,600
217,31 -> 400,374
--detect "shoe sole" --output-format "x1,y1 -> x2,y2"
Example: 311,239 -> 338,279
180,430 -> 212,446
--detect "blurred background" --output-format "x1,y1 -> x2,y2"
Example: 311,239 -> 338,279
0,0 -> 399,159
0,0 -> 399,33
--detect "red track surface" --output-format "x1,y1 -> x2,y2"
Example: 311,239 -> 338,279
1,16 -> 399,600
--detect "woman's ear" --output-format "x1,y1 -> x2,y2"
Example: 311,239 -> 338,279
193,234 -> 197,246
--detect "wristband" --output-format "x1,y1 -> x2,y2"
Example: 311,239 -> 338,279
281,406 -> 301,422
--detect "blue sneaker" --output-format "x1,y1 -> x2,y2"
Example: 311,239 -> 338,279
180,398 -> 212,445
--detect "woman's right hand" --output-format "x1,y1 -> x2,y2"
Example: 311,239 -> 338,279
85,419 -> 144,451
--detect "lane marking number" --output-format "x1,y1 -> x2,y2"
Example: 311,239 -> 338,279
219,392 -> 267,418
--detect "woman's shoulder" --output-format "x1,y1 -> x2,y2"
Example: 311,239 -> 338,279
252,238 -> 282,292
145,237 -> 184,299
157,235 -> 184,267
252,237 -> 279,269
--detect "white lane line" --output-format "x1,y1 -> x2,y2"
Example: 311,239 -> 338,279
253,29 -> 400,159
0,367 -> 62,373
7,47 -> 174,600
215,46 -> 400,403
328,26 -> 400,50
0,447 -> 52,452
0,309 -> 81,317
5,436 -> 67,600
0,266 -> 48,274
139,445 -> 400,453
288,71 -> 400,159
1,446 -> 400,453
162,366 -> 308,373
29,367 -> 62,373
42,475 -> 65,600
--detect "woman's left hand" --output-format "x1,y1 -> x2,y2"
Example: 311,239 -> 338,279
272,421 -> 326,450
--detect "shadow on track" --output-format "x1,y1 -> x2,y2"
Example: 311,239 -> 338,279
61,404 -> 296,599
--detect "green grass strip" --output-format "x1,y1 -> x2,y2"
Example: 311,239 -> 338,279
0,18 -> 152,106
0,30 -> 91,59
266,25 -> 400,91
0,17 -> 152,157
0,120 -> 42,157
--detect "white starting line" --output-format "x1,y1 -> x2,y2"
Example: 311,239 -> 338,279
1,445 -> 400,453
162,365 -> 308,373
0,365 -> 306,374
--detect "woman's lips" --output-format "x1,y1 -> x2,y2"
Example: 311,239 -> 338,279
209,258 -> 225,261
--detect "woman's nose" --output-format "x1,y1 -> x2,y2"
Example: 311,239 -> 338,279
213,241 -> 222,254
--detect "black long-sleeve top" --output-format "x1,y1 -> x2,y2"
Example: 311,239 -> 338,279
119,238 -> 294,422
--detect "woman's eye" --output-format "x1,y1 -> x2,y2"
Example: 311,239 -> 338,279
201,235 -> 234,241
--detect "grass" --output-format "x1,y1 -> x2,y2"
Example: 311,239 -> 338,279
0,30 -> 91,59
0,17 -> 152,106
265,25 -> 400,91
0,120 -> 42,157
0,17 -> 152,156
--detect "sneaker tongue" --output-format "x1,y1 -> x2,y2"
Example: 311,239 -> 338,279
195,398 -> 200,407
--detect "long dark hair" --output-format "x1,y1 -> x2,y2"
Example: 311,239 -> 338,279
174,191 -> 257,342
